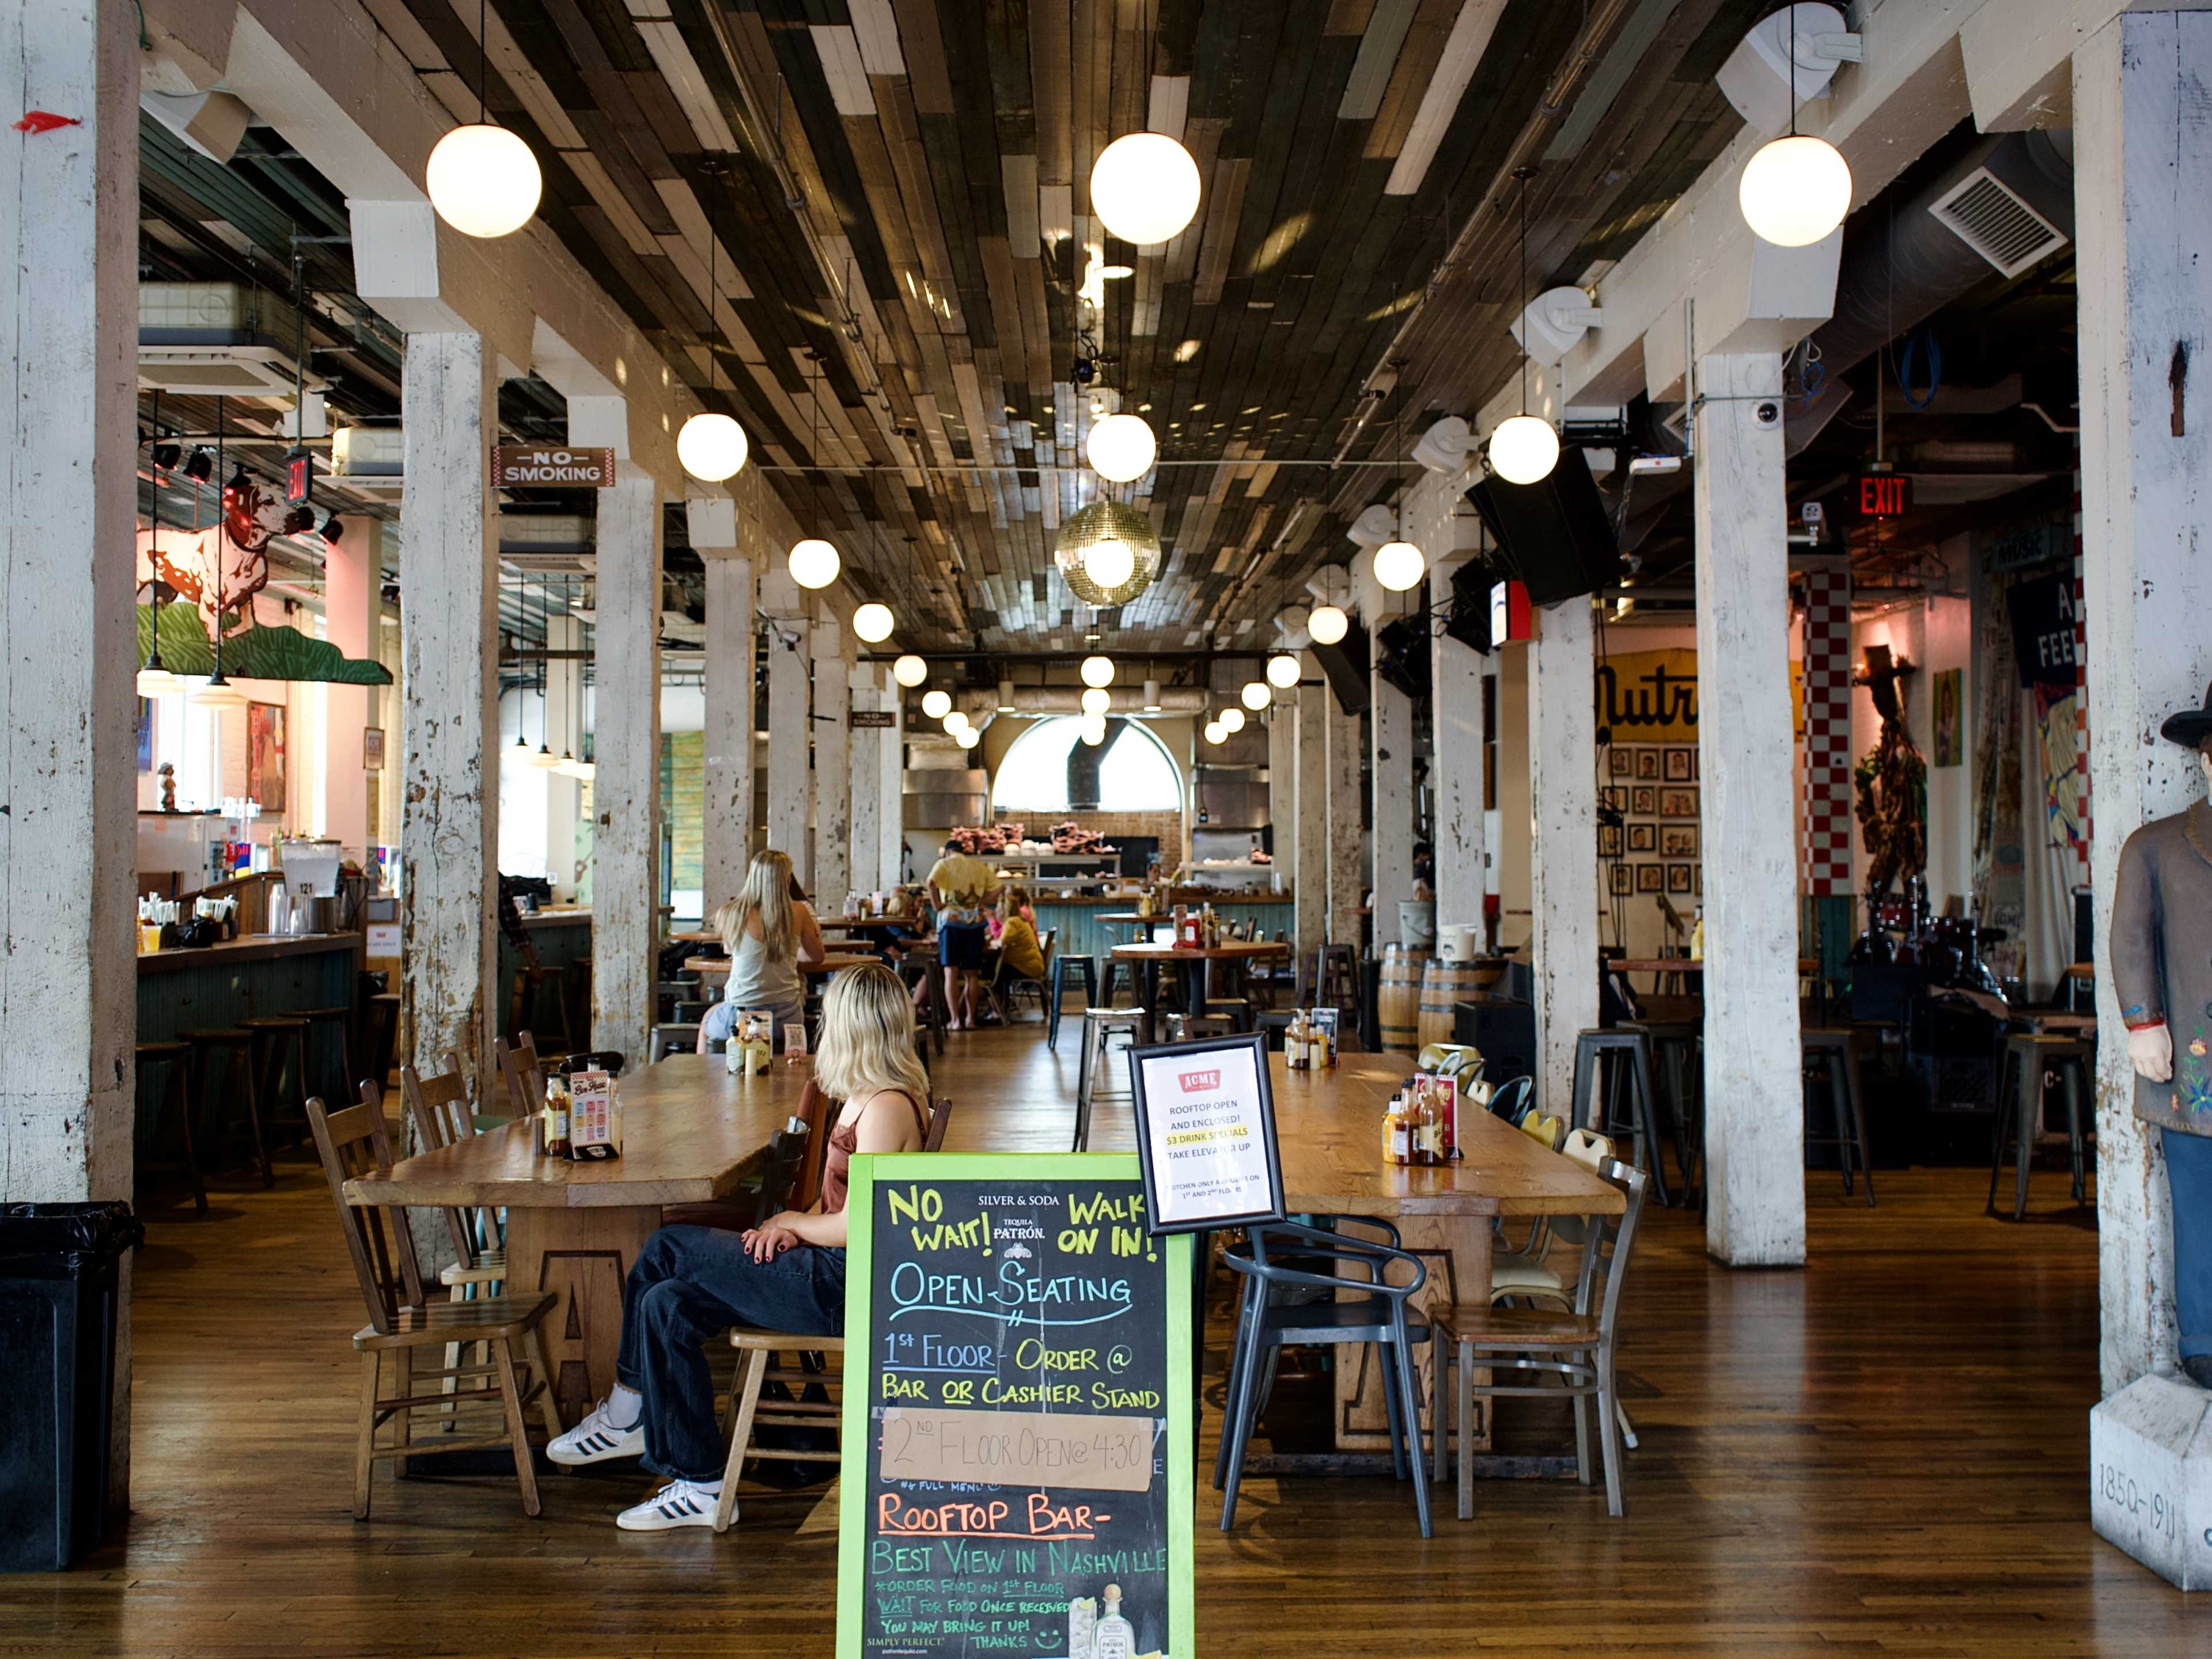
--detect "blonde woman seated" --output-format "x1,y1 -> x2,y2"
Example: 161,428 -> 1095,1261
554,961 -> 932,1528
990,885 -> 1047,1001
695,849 -> 824,1053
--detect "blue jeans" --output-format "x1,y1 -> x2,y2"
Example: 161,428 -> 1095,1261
2166,1130 -> 2212,1362
613,1225 -> 848,1482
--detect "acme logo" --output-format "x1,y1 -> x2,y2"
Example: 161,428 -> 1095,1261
1179,1069 -> 1221,1092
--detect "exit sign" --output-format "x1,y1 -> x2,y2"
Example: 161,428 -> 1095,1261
285,447 -> 314,505
1855,472 -> 1911,517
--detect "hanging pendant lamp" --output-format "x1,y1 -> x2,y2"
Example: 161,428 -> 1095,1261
427,0 -> 542,238
789,350 -> 841,589
1740,6 -> 1851,247
1490,168 -> 1559,487
678,162 -> 751,482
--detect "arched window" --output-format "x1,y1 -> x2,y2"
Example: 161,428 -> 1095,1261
990,716 -> 1184,815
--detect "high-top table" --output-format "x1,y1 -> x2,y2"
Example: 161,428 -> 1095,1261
1110,938 -> 1290,1035
1086,1051 -> 1621,1463
347,1055 -> 810,1424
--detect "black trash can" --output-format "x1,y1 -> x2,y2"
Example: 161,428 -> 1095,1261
0,1202 -> 144,1572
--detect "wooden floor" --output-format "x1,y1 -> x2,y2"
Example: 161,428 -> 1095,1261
6,1024 -> 2205,1656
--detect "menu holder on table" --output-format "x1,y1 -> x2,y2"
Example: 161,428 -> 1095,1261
1127,1031 -> 1286,1236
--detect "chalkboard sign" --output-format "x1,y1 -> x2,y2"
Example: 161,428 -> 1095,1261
838,1153 -> 1195,1659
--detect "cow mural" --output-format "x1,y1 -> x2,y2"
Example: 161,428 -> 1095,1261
134,474 -> 302,638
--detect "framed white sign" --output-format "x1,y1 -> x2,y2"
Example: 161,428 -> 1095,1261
1128,1031 -> 1285,1235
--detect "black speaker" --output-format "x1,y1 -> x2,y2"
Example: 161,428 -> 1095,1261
1442,558 -> 1495,653
1465,456 -> 1622,605
1310,616 -> 1370,716
1374,615 -> 1430,700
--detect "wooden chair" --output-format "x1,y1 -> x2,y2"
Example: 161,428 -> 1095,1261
400,1065 -> 506,1292
710,1095 -> 951,1532
651,1023 -> 704,1062
492,1031 -> 546,1125
304,1090 -> 561,1520
1430,1160 -> 1649,1519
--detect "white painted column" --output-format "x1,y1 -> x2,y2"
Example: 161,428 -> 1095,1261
1325,687 -> 1365,952
848,662 -> 885,903
812,620 -> 851,910
1294,666 -> 1328,960
2078,10 -> 2212,1392
765,620 -> 813,867
1365,578 -> 1414,950
1267,686 -> 1295,880
0,0 -> 138,1216
589,474 -> 662,1060
880,680 -> 906,891
543,613 -> 583,899
401,332 -> 499,1088
1694,350 -> 1804,1267
1527,599 -> 1598,1118
323,520 -> 373,862
1431,558 -> 1486,938
700,549 -> 755,912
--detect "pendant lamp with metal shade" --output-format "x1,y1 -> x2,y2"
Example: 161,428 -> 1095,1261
138,390 -> 179,696
426,0 -> 543,238
1489,168 -> 1560,487
195,399 -> 248,710
1738,5 -> 1853,247
677,163 -> 751,483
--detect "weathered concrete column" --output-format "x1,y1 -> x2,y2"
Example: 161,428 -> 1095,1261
401,331 -> 498,1087
2078,10 -> 2212,1392
1294,665 -> 1328,960
323,515 -> 373,861
0,5 -> 139,1521
1694,351 -> 1803,1267
1430,557 -> 1486,940
812,619 -> 851,911
1266,684 -> 1294,882
1365,577 -> 1414,950
1527,599 -> 1597,1117
848,662 -> 884,901
699,533 -> 755,912
879,676 -> 905,892
1325,684 -> 1365,952
541,612 -> 584,900
764,619 -> 813,869
589,473 -> 662,1060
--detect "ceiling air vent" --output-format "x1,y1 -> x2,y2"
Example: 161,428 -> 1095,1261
1927,169 -> 2068,278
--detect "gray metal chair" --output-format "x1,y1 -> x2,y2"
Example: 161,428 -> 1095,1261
1216,1219 -> 1433,1537
1430,1158 -> 1649,1518
1072,1007 -> 1144,1152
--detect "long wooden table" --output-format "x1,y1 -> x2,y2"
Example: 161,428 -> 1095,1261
1090,1051 -> 1620,1461
347,1055 -> 808,1424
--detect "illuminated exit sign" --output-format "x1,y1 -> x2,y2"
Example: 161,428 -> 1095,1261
1855,472 -> 1911,517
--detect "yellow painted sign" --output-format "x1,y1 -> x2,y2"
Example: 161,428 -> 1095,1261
1596,647 -> 1807,741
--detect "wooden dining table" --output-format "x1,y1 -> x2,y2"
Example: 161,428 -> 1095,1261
1089,1051 -> 1621,1465
1110,938 -> 1290,1035
347,1055 -> 810,1425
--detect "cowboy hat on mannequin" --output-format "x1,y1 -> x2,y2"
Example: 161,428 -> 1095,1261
2110,681 -> 2212,1389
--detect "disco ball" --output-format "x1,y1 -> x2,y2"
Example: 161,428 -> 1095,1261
1054,500 -> 1162,608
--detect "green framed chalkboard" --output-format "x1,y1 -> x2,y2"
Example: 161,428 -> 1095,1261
836,1153 -> 1196,1659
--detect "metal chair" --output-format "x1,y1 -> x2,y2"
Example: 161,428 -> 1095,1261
1072,1007 -> 1145,1152
1216,1219 -> 1433,1537
1430,1158 -> 1649,1518
1570,1029 -> 1670,1207
1046,950 -> 1099,1050
650,1024 -> 703,1062
1988,1032 -> 2093,1220
1802,1027 -> 1876,1206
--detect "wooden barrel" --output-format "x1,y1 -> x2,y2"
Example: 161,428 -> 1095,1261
1419,959 -> 1493,1051
1377,944 -> 1431,1053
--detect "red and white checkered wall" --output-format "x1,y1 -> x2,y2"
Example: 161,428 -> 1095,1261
1800,569 -> 1853,896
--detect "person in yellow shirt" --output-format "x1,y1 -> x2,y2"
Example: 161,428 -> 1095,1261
991,885 -> 1047,1001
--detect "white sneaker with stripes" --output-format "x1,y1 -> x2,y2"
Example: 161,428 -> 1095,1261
547,1400 -> 645,1466
616,1478 -> 725,1531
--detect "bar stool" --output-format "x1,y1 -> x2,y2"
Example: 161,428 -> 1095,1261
1167,1013 -> 1237,1040
241,1014 -> 313,1151
1798,1028 -> 1875,1205
1988,1032 -> 2093,1221
1047,954 -> 1099,1050
1570,1029 -> 1670,1207
1300,944 -> 1359,1013
1203,997 -> 1256,1034
1073,1007 -> 1145,1152
510,960 -> 573,1052
180,1027 -> 272,1188
1621,1020 -> 1699,1187
366,992 -> 402,1089
296,1005 -> 356,1106
134,1040 -> 206,1214
1256,1009 -> 1297,1050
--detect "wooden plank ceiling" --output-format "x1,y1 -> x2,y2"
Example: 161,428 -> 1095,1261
372,0 -> 1772,654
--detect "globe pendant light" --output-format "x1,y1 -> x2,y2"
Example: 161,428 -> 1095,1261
1080,713 -> 1109,747
1086,411 -> 1156,483
1219,706 -> 1245,734
1089,131 -> 1201,247
789,350 -> 840,588
1307,604 -> 1349,646
1081,686 -> 1111,716
1055,500 -> 1162,607
893,653 -> 929,687
942,710 -> 969,736
678,162 -> 751,482
1240,680 -> 1271,711
1081,654 -> 1115,688
1083,535 -> 1137,590
921,688 -> 952,721
1739,8 -> 1851,247
426,1 -> 542,239
1203,719 -> 1226,745
853,602 -> 895,643
1266,653 -> 1301,689
956,725 -> 980,750
1373,539 -> 1425,592
1488,168 -> 1558,487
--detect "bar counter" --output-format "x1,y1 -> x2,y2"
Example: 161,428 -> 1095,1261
136,932 -> 365,1061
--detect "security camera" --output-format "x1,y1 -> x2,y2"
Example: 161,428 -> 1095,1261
1752,400 -> 1782,429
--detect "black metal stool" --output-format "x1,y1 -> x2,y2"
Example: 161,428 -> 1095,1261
180,1027 -> 272,1188
367,991 -> 402,1089
1622,1018 -> 1699,1190
297,1005 -> 357,1107
1988,1032 -> 2092,1220
1047,954 -> 1099,1050
510,961 -> 574,1052
1571,1028 -> 1671,1206
241,1014 -> 313,1152
134,1039 -> 206,1214
1300,944 -> 1359,1013
1203,997 -> 1256,1034
1801,1027 -> 1876,1206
